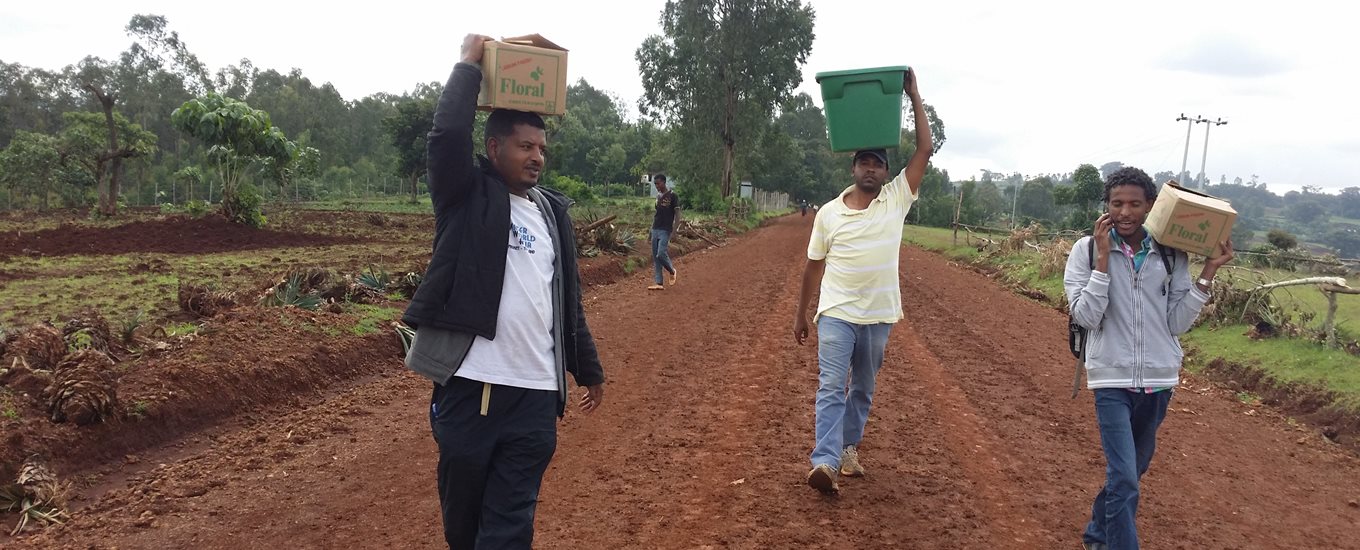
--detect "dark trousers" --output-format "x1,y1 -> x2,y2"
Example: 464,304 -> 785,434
1083,388 -> 1173,550
431,377 -> 558,549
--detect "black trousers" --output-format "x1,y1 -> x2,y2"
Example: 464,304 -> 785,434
431,377 -> 558,549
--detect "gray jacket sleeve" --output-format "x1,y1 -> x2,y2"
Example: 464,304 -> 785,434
1165,248 -> 1211,335
1065,237 -> 1109,330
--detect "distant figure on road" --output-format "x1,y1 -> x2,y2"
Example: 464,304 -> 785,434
800,200 -> 809,217
792,69 -> 932,494
1064,166 -> 1234,550
648,173 -> 680,291
401,33 -> 606,549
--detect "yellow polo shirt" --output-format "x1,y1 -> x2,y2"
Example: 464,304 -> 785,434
807,168 -> 918,324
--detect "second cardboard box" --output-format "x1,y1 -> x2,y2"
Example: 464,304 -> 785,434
1145,181 -> 1237,258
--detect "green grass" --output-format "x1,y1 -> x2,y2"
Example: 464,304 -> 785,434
164,322 -> 199,337
127,400 -> 150,420
901,224 -> 981,260
294,197 -> 434,214
1195,264 -> 1360,340
0,242 -> 429,328
992,251 -> 1066,300
348,304 -> 401,336
1183,325 -> 1360,410
0,389 -> 19,420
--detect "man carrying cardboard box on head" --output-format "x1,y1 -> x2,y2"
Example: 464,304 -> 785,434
1063,167 -> 1234,550
401,33 -> 604,549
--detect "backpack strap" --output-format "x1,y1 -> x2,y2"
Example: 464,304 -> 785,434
1087,234 -> 1096,270
1154,239 -> 1174,296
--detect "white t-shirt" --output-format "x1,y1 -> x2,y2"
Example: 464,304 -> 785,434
455,193 -> 558,391
807,168 -> 918,324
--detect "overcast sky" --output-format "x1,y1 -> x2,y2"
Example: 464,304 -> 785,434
3,0 -> 1356,194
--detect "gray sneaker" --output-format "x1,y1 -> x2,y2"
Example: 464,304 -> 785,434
1082,542 -> 1108,550
806,464 -> 839,493
840,445 -> 865,477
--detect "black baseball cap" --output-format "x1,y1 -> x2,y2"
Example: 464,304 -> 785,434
853,148 -> 888,166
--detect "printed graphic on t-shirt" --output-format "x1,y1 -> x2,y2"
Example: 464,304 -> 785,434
508,221 -> 538,254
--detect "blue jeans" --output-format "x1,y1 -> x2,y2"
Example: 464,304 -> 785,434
1083,388 -> 1172,550
811,316 -> 893,468
650,228 -> 675,284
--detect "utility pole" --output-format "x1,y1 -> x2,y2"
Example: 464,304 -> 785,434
1011,179 -> 1019,229
1175,114 -> 1207,185
1197,117 -> 1228,188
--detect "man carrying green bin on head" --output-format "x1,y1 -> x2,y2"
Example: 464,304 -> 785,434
793,69 -> 932,494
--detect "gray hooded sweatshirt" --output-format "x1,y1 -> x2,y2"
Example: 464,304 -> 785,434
1064,235 -> 1211,389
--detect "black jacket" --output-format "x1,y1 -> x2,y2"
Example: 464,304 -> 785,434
401,62 -> 604,389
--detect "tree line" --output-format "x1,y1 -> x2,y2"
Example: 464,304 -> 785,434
1,2 -> 957,225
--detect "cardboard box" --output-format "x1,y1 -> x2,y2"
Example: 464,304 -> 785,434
1145,181 -> 1237,258
477,34 -> 568,115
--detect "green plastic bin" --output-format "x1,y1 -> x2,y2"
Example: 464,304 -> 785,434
815,66 -> 908,152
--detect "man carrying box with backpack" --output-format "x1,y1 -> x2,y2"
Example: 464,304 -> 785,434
1064,167 -> 1234,550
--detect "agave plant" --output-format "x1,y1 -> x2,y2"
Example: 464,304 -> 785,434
62,309 -> 114,355
1,457 -> 70,535
592,224 -> 636,256
392,271 -> 423,299
178,281 -> 239,318
260,274 -> 322,311
8,325 -> 66,371
45,350 -> 118,425
118,309 -> 145,344
357,266 -> 391,292
395,323 -> 415,355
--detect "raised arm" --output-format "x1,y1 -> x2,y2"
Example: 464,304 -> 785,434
427,34 -> 493,213
902,69 -> 933,196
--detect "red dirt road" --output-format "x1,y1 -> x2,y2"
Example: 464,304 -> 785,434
27,214 -> 1360,549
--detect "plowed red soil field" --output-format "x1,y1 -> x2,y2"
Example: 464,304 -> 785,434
20,214 -> 1360,549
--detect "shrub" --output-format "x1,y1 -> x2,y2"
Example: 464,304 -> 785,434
185,199 -> 209,218
224,183 -> 266,228
546,174 -> 594,204
684,184 -> 725,213
1266,229 -> 1298,250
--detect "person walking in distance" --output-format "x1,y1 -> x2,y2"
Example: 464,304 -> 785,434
792,69 -> 933,494
401,34 -> 606,549
648,173 -> 680,290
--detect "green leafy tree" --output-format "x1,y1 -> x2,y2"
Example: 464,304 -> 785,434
637,0 -> 816,197
1266,228 -> 1298,250
1285,200 -> 1326,225
1098,161 -> 1124,180
58,108 -> 156,214
383,95 -> 436,203
1017,177 -> 1056,223
776,93 -> 837,202
173,165 -> 203,203
171,93 -> 294,225
1071,164 -> 1103,209
1323,228 -> 1360,258
0,131 -> 61,209
1334,187 -> 1360,219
